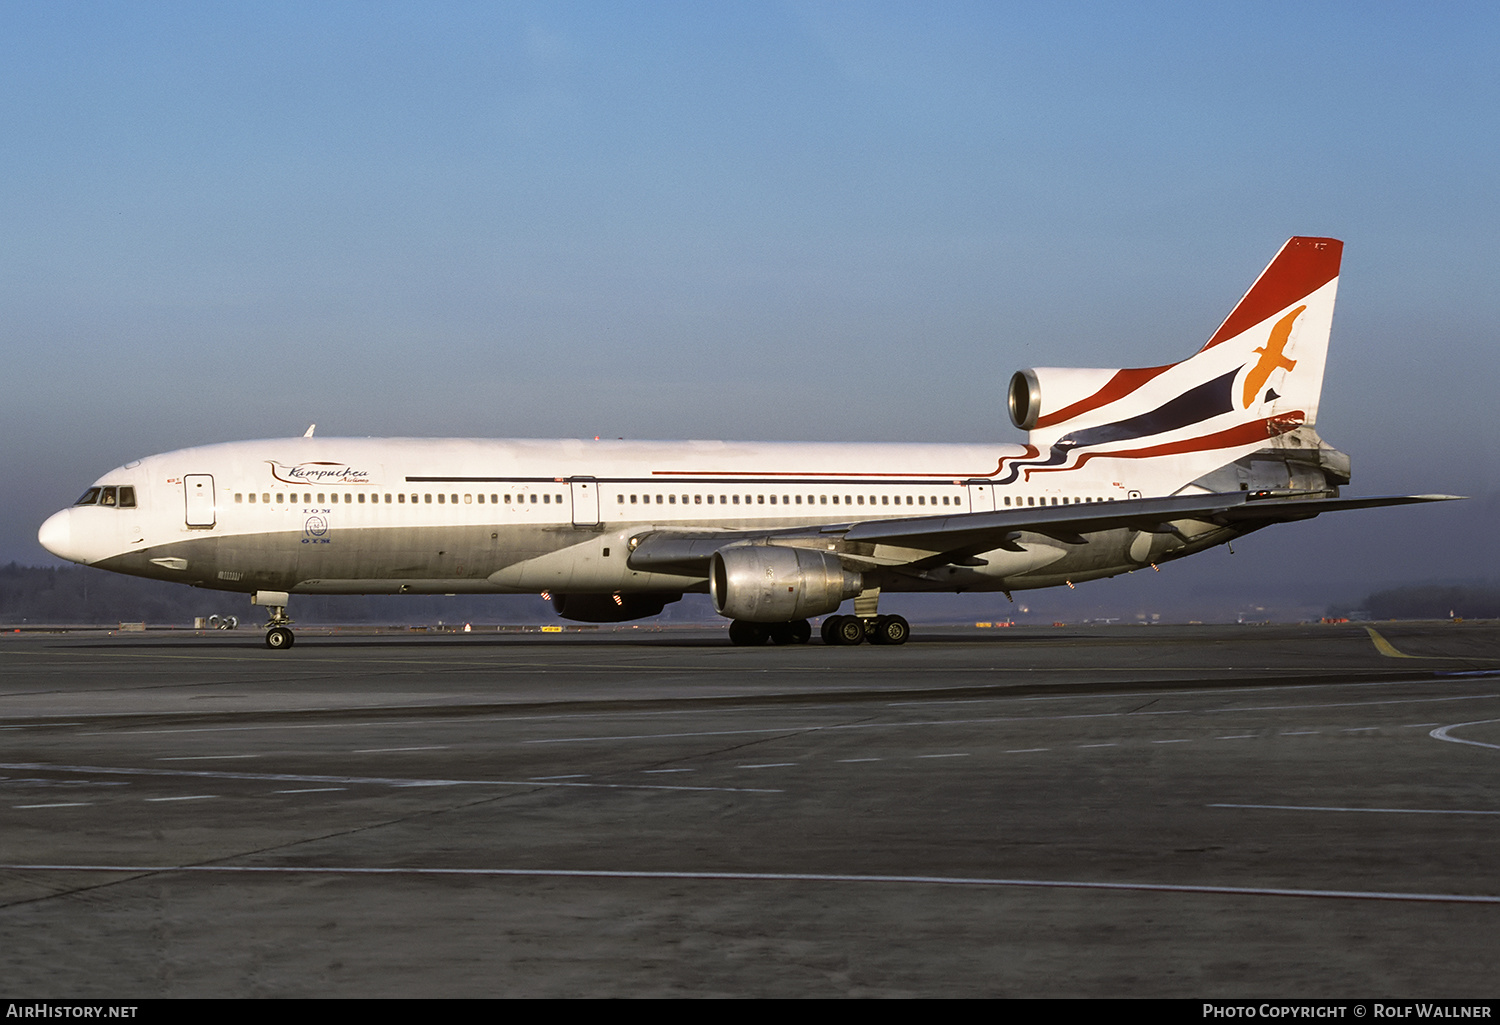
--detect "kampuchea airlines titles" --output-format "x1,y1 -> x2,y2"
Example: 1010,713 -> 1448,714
39,238 -> 1457,649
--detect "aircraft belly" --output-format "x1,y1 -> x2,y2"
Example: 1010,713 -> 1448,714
486,526 -> 706,593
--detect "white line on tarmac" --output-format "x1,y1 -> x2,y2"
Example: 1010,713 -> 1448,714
144,795 -> 216,802
1212,803 -> 1500,816
526,692 -> 1500,745
13,803 -> 92,809
1430,719 -> 1500,751
6,863 -> 1499,905
353,746 -> 450,753
0,762 -> 781,794
157,754 -> 260,761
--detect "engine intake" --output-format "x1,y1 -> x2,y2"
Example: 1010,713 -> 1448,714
710,546 -> 863,623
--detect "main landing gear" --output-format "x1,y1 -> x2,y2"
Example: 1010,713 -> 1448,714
820,614 -> 910,646
726,613 -> 910,646
728,619 -> 813,645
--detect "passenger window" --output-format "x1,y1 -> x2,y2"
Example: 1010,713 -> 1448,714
437,494 -> 445,504
465,494 -> 472,504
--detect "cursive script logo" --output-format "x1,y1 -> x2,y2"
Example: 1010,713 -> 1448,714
268,460 -> 373,485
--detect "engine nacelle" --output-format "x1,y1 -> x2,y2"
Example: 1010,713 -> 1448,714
1008,367 -> 1130,431
552,592 -> 683,623
710,546 -> 863,623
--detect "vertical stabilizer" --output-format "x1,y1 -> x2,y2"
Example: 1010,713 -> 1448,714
1001,237 -> 1344,493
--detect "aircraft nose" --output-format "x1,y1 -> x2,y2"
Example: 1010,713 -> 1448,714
38,508 -> 83,563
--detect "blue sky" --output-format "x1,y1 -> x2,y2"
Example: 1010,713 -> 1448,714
3,1 -> 1496,605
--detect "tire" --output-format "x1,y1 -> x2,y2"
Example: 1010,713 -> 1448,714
265,627 -> 295,650
834,616 -> 865,646
874,614 -> 910,646
728,620 -> 768,646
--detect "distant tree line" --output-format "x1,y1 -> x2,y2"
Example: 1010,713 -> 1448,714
1352,585 -> 1500,620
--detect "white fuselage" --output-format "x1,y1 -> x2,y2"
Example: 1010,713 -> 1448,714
39,435 -> 1190,601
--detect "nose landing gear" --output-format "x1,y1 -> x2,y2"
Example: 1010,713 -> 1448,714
252,591 -> 295,650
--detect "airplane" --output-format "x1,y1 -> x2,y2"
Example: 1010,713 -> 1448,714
38,236 -> 1457,649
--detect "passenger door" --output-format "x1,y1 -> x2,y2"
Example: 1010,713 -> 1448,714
184,474 -> 216,528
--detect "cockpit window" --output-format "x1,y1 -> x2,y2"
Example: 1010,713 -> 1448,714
75,487 -> 101,506
99,486 -> 118,506
117,486 -> 136,508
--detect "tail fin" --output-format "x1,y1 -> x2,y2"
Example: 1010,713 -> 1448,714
1199,235 -> 1341,427
1002,237 -> 1346,492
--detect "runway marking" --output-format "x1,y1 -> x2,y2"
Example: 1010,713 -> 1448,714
1430,719 -> 1500,752
526,692 -> 1500,745
1005,748 -> 1049,753
145,795 -> 216,802
1212,803 -> 1500,816
353,746 -> 450,753
8,863 -> 1500,905
1364,626 -> 1421,659
157,754 -> 260,761
13,803 -> 92,809
274,788 -> 346,794
1151,739 -> 1192,744
737,762 -> 796,769
1280,730 -> 1319,735
1216,735 -> 1255,739
530,774 -> 590,780
837,757 -> 881,762
1077,743 -> 1117,748
641,769 -> 694,774
0,761 -> 781,794
917,753 -> 969,759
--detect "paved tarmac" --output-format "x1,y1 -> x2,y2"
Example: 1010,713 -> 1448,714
2,621 -> 1499,997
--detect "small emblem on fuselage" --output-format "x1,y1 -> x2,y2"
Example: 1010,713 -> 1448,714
303,515 -> 330,544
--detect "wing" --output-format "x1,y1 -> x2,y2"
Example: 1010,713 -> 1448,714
625,492 -> 1464,575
